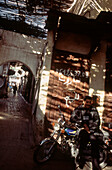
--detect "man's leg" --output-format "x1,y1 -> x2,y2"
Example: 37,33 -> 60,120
78,129 -> 89,169
90,134 -> 101,170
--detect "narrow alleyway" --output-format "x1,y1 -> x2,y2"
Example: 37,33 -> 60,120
0,92 -> 74,170
0,92 -> 36,170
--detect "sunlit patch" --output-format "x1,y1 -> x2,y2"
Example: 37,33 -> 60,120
0,112 -> 29,122
22,35 -> 27,38
0,112 -> 13,119
32,50 -> 37,54
36,51 -> 41,54
0,116 -> 5,120
103,69 -> 106,72
48,51 -> 51,55
92,63 -> 96,67
30,45 -> 33,49
27,41 -> 30,43
93,74 -> 96,77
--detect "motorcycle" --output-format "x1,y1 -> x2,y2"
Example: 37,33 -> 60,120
102,122 -> 112,149
33,105 -> 111,169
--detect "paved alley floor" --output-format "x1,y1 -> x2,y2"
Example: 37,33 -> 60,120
0,92 -> 36,170
0,92 -> 111,170
0,92 -> 75,170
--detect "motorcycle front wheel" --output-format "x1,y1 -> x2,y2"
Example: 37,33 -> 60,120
33,139 -> 56,163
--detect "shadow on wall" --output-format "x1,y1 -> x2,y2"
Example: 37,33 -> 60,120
44,50 -> 90,137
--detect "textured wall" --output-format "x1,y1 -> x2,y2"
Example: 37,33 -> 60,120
0,29 -> 46,76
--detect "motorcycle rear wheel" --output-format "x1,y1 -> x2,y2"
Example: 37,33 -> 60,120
33,139 -> 56,163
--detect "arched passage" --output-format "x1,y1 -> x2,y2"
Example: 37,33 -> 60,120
0,29 -> 47,77
0,50 -> 37,77
0,60 -> 34,77
0,61 -> 35,104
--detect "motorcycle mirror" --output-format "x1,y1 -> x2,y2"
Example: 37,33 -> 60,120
58,105 -> 60,109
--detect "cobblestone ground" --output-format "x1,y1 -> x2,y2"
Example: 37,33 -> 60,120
0,92 -> 36,170
0,92 -> 75,170
0,92 -> 111,170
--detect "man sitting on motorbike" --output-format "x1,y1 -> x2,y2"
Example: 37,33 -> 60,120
70,95 -> 102,170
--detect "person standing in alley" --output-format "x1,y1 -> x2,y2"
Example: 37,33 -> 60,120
13,84 -> 17,95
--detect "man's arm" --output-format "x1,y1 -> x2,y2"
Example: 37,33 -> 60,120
70,108 -> 79,123
70,107 -> 82,127
89,107 -> 100,132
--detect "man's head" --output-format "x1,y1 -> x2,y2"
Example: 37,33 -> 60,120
83,96 -> 92,108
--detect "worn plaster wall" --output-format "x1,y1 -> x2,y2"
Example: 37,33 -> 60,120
56,31 -> 107,124
89,41 -> 107,123
55,32 -> 92,55
0,29 -> 46,77
0,29 -> 49,143
33,31 -> 54,142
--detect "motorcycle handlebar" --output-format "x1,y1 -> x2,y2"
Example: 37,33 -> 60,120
58,105 -> 65,121
57,105 -> 81,129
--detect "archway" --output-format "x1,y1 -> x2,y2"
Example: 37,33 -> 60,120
0,61 -> 35,104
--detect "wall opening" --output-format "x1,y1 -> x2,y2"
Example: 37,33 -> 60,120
0,61 -> 35,104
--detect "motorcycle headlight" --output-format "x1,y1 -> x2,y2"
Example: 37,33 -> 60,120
53,123 -> 60,130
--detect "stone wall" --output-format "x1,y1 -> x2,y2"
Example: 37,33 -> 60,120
0,29 -> 46,77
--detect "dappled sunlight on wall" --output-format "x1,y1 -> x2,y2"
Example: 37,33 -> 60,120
103,92 -> 112,123
45,50 -> 90,135
103,45 -> 112,123
0,29 -> 46,77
